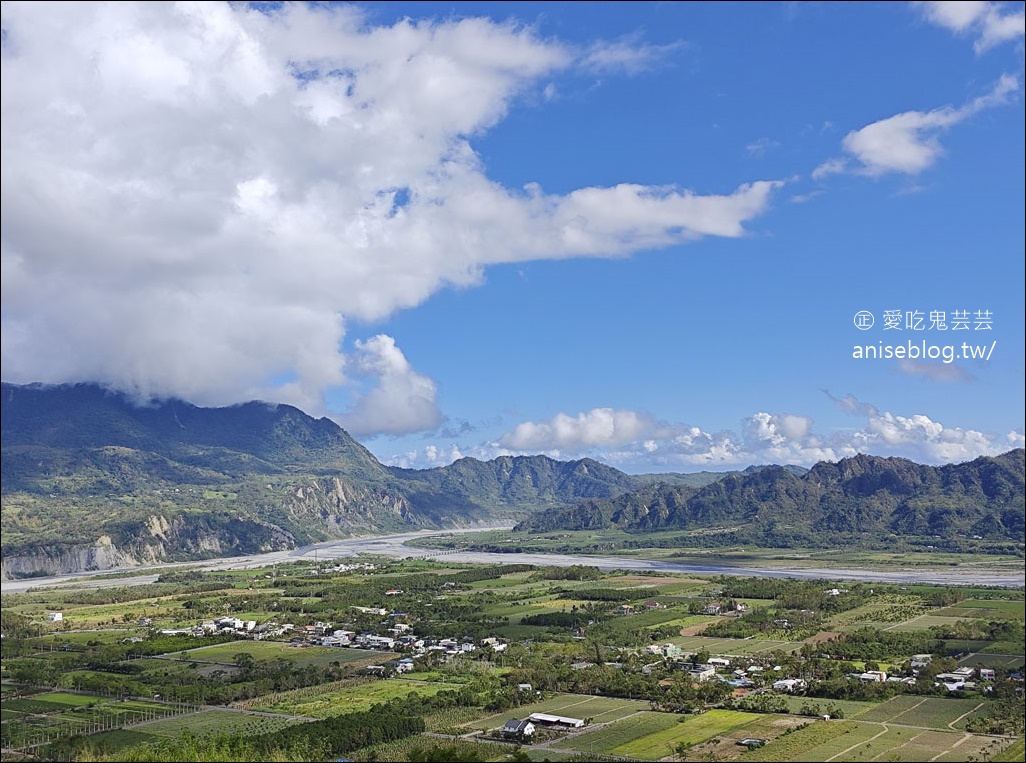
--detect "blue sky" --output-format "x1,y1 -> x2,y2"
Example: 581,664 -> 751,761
1,1 -> 1023,473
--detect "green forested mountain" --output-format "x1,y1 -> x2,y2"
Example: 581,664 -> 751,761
0,383 -> 654,576
516,450 -> 1026,545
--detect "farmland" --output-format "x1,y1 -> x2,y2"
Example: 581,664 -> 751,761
1,551 -> 1023,762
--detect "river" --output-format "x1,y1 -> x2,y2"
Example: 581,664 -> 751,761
2,527 -> 1022,593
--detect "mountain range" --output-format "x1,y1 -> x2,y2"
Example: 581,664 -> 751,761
516,450 -> 1025,546
0,382 -> 720,577
2,382 -> 1023,577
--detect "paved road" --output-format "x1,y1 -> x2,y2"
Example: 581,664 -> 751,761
3,526 -> 1023,593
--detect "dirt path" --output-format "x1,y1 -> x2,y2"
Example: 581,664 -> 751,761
824,724 -> 891,762
947,702 -> 985,730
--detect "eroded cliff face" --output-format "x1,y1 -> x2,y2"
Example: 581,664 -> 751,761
0,478 -> 430,578
283,476 -> 419,533
0,513 -> 296,579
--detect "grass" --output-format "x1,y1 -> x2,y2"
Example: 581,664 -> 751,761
994,736 -> 1026,762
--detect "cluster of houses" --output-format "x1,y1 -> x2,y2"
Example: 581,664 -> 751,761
158,615 -> 280,639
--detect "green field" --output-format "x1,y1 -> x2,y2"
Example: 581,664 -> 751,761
552,711 -> 679,754
854,695 -> 986,729
138,709 -> 305,738
166,640 -> 393,667
982,641 -> 1026,655
731,719 -> 1013,763
608,709 -> 761,758
671,635 -> 804,655
994,737 -> 1026,762
958,652 -> 1025,670
247,679 -> 464,718
885,615 -> 973,632
7,691 -> 99,709
934,599 -> 1025,620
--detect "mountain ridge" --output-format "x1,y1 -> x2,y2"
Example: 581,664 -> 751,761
516,448 -> 1026,546
0,383 -> 671,576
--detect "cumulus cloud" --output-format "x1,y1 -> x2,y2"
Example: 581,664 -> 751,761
813,75 -> 1019,177
0,2 -> 781,430
830,393 -> 1015,463
916,1 -> 1026,52
498,408 -> 667,450
854,410 -> 999,463
466,399 -> 1017,473
389,443 -> 465,469
337,335 -> 443,437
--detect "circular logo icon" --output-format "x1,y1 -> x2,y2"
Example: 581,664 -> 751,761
853,311 -> 874,330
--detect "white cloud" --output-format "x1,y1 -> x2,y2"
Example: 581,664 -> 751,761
0,2 -> 782,426
855,410 -> 998,463
916,1 -> 1026,52
580,34 -> 687,75
746,137 -> 780,157
337,335 -> 443,437
498,408 -> 666,450
460,400 -> 1017,473
389,443 -> 464,469
815,75 -> 1019,177
811,158 -> 848,180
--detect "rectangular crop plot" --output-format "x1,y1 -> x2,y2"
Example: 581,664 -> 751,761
958,652 -> 1025,670
854,696 -> 984,729
886,615 -> 970,632
605,709 -> 762,759
139,709 -> 305,738
799,726 -> 1008,763
74,729 -> 159,754
757,695 -> 878,719
247,679 -> 464,718
739,720 -> 867,762
672,636 -> 803,655
552,711 -> 679,754
934,600 -> 1025,620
